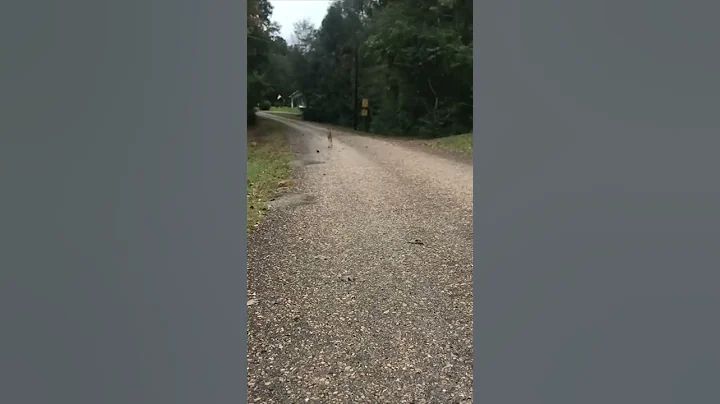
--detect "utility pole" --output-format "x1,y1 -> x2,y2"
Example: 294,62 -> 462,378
353,0 -> 361,131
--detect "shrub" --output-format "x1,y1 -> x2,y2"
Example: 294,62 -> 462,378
259,100 -> 271,111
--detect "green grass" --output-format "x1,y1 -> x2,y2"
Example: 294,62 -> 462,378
423,133 -> 473,155
269,106 -> 302,115
247,117 -> 294,233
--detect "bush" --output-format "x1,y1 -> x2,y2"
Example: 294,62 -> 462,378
259,100 -> 271,111
301,107 -> 325,123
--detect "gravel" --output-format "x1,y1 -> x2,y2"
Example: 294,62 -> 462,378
248,113 -> 473,403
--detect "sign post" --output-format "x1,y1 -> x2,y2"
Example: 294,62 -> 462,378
361,98 -> 370,131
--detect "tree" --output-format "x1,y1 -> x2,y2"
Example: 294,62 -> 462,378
255,0 -> 473,137
360,0 -> 472,136
247,0 -> 278,125
291,19 -> 317,54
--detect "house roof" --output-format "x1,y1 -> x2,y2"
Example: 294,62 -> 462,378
289,90 -> 302,98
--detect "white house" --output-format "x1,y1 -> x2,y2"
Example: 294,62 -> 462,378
289,90 -> 306,109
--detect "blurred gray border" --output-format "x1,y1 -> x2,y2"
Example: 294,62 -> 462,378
240,1 -> 249,402
1,0 -> 248,402
473,0 -> 720,402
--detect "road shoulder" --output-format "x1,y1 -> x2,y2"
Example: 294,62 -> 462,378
247,117 -> 295,233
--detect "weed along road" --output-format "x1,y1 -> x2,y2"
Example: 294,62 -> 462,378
248,112 -> 474,403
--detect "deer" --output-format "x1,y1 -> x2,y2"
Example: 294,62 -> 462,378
327,129 -> 333,148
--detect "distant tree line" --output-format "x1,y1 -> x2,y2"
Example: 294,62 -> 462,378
248,0 -> 472,138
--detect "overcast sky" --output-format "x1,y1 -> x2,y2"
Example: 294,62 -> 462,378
269,0 -> 332,42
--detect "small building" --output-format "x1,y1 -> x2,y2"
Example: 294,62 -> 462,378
289,90 -> 306,109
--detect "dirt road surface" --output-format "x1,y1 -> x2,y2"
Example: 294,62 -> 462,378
248,112 -> 473,403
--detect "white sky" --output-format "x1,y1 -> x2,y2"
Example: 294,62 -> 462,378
269,0 -> 333,42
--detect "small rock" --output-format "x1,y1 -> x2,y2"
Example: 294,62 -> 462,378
247,299 -> 259,306
408,239 -> 424,245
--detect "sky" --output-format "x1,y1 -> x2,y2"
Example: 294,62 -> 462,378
269,0 -> 333,42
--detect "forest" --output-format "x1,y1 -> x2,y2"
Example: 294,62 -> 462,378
248,0 -> 473,138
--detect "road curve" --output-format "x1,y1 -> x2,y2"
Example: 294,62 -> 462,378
248,112 -> 473,403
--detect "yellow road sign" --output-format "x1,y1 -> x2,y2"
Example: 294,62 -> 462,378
361,98 -> 369,108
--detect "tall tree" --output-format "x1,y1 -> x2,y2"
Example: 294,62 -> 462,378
247,0 -> 278,125
290,19 -> 317,54
259,0 -> 473,137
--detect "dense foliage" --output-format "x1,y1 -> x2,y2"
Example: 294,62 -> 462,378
247,0 -> 282,125
248,0 -> 473,138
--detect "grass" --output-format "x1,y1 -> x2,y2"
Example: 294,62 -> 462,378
269,106 -> 302,115
247,117 -> 294,233
423,133 -> 472,156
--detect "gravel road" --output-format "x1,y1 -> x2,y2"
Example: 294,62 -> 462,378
248,112 -> 473,403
